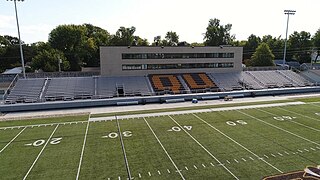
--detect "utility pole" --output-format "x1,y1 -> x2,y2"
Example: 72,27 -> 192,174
8,0 -> 26,78
283,10 -> 296,67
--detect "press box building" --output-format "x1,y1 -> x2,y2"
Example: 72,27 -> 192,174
100,46 -> 243,76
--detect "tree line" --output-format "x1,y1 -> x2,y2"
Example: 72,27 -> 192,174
0,18 -> 320,73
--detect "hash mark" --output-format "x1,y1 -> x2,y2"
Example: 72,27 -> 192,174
304,148 -> 309,152
185,166 -> 188,170
167,169 -> 170,174
298,149 -> 303,153
284,151 -> 290,155
158,170 -> 161,175
226,160 -> 230,164
242,158 -> 246,162
210,162 -> 215,167
310,147 -> 316,151
271,154 -> 276,157
148,172 -> 151,176
202,163 -> 206,167
234,159 -> 239,163
194,165 -> 198,169
264,155 -> 269,159
316,147 -> 320,150
138,173 -> 141,178
249,157 -> 254,160
277,152 -> 283,156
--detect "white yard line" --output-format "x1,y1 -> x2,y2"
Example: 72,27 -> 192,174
0,126 -> 26,154
192,113 -> 283,173
115,116 -> 132,180
168,115 -> 239,180
237,110 -> 320,147
76,114 -> 91,180
23,124 -> 59,180
143,117 -> 185,180
258,109 -> 320,132
277,107 -> 320,122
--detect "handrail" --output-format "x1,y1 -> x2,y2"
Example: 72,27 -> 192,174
2,74 -> 19,100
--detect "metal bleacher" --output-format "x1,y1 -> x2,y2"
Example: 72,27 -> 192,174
96,76 -> 152,98
5,78 -> 45,103
45,77 -> 94,101
209,73 -> 243,91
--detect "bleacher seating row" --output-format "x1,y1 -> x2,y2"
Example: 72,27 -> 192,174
4,70 -> 318,104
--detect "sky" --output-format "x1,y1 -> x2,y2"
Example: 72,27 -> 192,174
0,0 -> 319,44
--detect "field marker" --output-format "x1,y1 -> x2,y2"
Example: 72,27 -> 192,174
148,172 -> 151,176
264,155 -> 269,159
226,160 -> 230,164
284,151 -> 290,155
192,113 -> 283,174
23,124 -> 59,180
277,152 -> 283,156
238,110 -> 320,147
202,163 -> 207,167
0,127 -> 26,154
138,173 -> 141,178
241,158 -> 247,162
249,157 -> 254,160
292,152 -> 296,155
304,148 -> 309,152
271,154 -> 276,157
169,115 -> 240,180
193,165 -> 198,169
158,170 -> 161,175
76,117 -> 90,180
258,109 -> 320,132
234,159 -> 239,163
310,147 -> 316,151
143,117 -> 185,179
277,107 -> 320,122
185,166 -> 188,170
317,147 -> 320,150
298,149 -> 303,153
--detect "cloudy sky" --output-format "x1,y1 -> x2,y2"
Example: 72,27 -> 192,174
1,0 -> 319,44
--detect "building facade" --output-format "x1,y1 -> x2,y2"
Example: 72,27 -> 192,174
100,46 -> 243,76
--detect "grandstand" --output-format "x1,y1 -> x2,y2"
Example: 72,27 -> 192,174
1,46 -> 320,112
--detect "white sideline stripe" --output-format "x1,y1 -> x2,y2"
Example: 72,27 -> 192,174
192,114 -> 283,173
0,120 -> 87,130
23,124 -> 59,180
277,107 -> 320,122
237,110 -> 320,147
76,119 -> 90,180
89,102 -> 305,122
257,109 -> 320,132
168,115 -> 239,180
0,127 -> 26,154
143,118 -> 185,180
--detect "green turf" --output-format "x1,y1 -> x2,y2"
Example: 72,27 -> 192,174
0,103 -> 319,179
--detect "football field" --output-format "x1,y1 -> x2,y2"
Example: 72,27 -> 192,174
0,102 -> 320,179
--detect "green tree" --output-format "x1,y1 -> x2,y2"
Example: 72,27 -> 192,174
31,48 -> 69,72
261,35 -> 284,60
109,26 -> 136,46
312,28 -> 320,62
243,34 -> 261,61
48,24 -> 110,70
249,43 -> 275,67
288,31 -> 312,63
165,31 -> 179,46
204,18 -> 234,46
